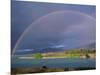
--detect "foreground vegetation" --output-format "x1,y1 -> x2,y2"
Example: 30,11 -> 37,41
11,67 -> 95,75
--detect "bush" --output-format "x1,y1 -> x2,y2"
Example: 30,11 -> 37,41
33,53 -> 43,59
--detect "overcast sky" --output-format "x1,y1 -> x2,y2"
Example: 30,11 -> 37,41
11,1 -> 96,51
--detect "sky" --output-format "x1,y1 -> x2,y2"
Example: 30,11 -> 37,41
11,0 -> 96,52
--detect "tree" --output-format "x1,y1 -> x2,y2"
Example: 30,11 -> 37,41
33,53 -> 43,59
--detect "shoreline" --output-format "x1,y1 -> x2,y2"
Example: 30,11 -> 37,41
18,56 -> 95,60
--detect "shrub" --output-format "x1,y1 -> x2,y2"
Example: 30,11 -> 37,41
33,53 -> 43,59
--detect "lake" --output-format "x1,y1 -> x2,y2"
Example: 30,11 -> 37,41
11,58 -> 96,69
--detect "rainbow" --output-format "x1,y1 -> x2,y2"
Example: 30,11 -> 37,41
12,10 -> 96,57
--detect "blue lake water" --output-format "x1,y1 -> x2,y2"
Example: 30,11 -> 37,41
11,58 -> 96,68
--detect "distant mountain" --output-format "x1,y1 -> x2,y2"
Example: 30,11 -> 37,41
86,43 -> 96,48
42,47 -> 65,53
76,42 -> 96,49
14,47 -> 65,55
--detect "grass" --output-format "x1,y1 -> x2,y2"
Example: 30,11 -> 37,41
42,53 -> 95,59
43,54 -> 81,58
